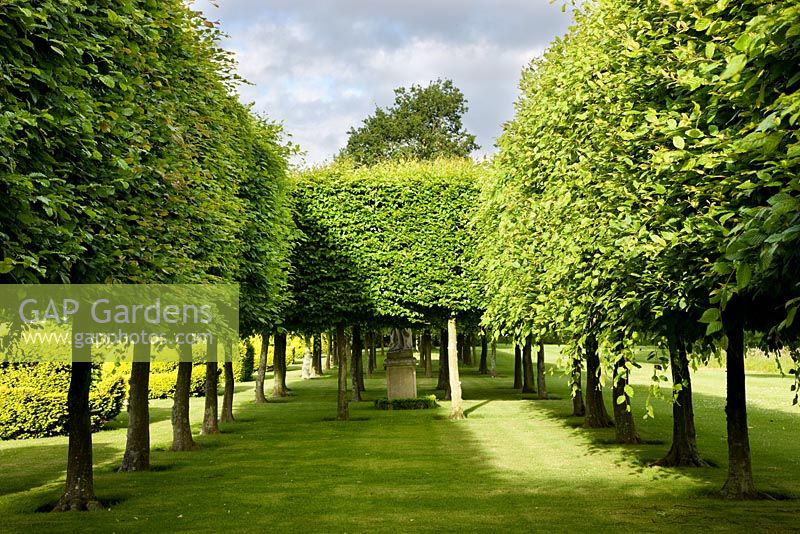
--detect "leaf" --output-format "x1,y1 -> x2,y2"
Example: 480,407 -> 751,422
780,306 -> 797,330
616,395 -> 627,405
0,259 -> 14,274
720,54 -> 747,80
685,128 -> 703,139
624,384 -> 634,398
733,33 -> 751,52
672,136 -> 685,149
694,18 -> 712,32
706,321 -> 723,336
756,114 -> 778,132
699,308 -> 721,323
736,263 -> 752,289
99,75 -> 116,88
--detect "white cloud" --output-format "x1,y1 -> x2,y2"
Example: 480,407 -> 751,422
193,0 -> 575,165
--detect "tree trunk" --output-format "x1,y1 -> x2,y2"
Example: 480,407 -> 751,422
369,332 -> 377,376
273,331 -> 288,398
490,339 -> 497,378
471,333 -> 477,367
584,334 -> 613,428
356,334 -> 365,393
571,357 -> 586,416
312,333 -> 324,377
202,337 -> 220,435
332,332 -> 339,367
120,342 -> 151,472
423,330 -> 433,378
351,325 -> 363,402
720,315 -> 757,499
417,331 -> 426,370
326,331 -> 332,370
612,358 -> 640,443
522,335 -> 536,394
171,344 -> 197,451
365,331 -> 373,377
513,344 -> 523,389
654,336 -> 706,467
54,360 -> 101,511
437,327 -> 450,396
478,333 -> 488,374
336,323 -> 349,420
380,329 -> 385,360
255,333 -> 269,403
448,317 -> 465,420
536,341 -> 548,399
221,341 -> 235,423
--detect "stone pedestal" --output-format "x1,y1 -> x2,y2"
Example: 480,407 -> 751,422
385,349 -> 417,400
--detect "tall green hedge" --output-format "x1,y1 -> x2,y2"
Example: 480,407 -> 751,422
481,0 -> 800,358
288,158 -> 485,331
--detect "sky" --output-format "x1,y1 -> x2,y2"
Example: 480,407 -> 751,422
193,1 -> 576,166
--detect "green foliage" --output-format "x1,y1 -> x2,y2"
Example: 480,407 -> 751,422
374,395 -> 439,410
235,118 -> 297,336
480,0 -> 800,392
0,364 -> 125,440
146,363 -> 207,400
288,159 -> 485,331
0,1 -> 241,285
0,1 -> 293,333
341,79 -> 479,166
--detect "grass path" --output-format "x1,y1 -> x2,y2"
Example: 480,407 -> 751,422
0,345 -> 798,532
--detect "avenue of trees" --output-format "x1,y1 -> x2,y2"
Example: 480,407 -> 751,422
0,0 -> 798,514
288,158 -> 485,420
0,1 -> 293,510
479,0 -> 800,499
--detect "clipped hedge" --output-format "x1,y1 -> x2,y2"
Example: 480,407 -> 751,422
147,363 -> 207,400
0,364 -> 126,440
288,159 -> 485,331
102,362 -> 210,400
374,395 -> 439,410
236,339 -> 255,382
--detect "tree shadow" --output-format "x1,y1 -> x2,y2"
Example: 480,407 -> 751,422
0,442 -> 119,500
1,347 -> 798,531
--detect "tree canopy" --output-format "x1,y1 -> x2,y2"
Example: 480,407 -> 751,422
287,158 -> 485,332
340,79 -> 479,166
478,0 -> 800,498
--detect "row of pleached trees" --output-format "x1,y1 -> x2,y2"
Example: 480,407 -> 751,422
1,0 -> 798,509
0,1 -> 293,510
477,0 -> 800,499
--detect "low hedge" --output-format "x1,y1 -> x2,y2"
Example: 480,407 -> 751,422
374,395 -> 439,410
0,364 -> 126,440
147,363 -> 207,400
236,339 -> 255,382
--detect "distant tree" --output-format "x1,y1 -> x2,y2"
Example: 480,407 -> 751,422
341,79 -> 479,165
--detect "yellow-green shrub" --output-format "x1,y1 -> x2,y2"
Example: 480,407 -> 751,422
0,364 -> 126,440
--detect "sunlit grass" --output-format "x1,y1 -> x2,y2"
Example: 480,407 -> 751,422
0,345 -> 797,532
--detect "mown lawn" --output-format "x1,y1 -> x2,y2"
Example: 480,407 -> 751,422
0,345 -> 798,532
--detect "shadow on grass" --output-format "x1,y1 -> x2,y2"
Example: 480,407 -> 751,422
0,442 -> 119,502
2,349 -> 798,531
